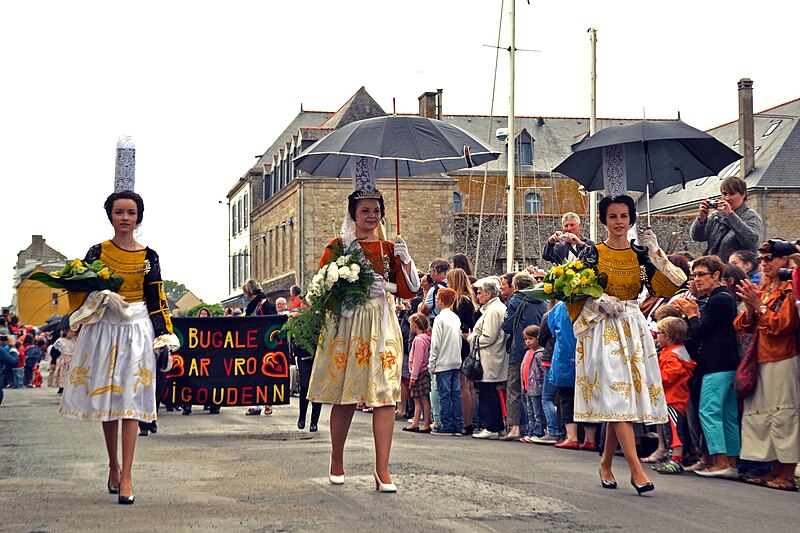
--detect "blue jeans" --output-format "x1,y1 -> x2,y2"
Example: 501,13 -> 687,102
12,367 -> 24,389
541,366 -> 559,437
526,394 -> 546,437
435,369 -> 463,433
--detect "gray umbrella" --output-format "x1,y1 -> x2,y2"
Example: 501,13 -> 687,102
293,115 -> 500,233
553,119 -> 741,193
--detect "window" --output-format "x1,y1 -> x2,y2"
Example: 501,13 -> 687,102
237,199 -> 243,233
231,205 -> 237,236
243,193 -> 249,228
721,161 -> 741,179
524,192 -> 542,214
667,183 -> 683,194
232,254 -> 238,289
517,139 -> 533,165
762,120 -> 781,137
453,192 -> 463,213
52,292 -> 59,306
695,176 -> 711,186
244,247 -> 249,280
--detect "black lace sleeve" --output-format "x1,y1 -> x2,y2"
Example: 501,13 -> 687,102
577,243 -> 599,270
143,248 -> 174,336
84,244 -> 102,264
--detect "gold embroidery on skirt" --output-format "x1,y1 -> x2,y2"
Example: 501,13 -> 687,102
603,324 -> 620,345
648,384 -> 663,406
610,381 -> 632,400
69,352 -> 92,394
133,363 -> 152,393
577,370 -> 602,403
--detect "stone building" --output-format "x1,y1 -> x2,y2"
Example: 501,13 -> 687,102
639,79 -> 800,247
231,87 -> 680,295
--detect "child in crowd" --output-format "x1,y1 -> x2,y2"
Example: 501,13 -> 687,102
520,325 -> 546,442
428,288 -> 463,436
652,316 -> 696,474
403,313 -> 432,433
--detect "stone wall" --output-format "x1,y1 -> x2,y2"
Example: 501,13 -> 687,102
454,213 -> 704,276
250,175 -> 456,294
760,190 -> 800,242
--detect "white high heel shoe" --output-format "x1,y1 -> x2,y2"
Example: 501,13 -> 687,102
329,456 -> 344,485
373,469 -> 397,493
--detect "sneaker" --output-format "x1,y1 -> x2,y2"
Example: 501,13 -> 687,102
695,466 -> 738,479
654,459 -> 684,475
431,429 -> 460,436
472,429 -> 500,440
529,434 -> 559,445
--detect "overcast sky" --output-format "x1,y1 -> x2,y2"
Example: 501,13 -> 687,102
2,0 -> 797,310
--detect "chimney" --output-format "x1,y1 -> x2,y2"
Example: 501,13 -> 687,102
418,91 -> 438,118
738,78 -> 755,178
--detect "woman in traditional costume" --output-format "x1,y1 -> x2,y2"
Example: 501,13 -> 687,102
59,190 -> 176,505
572,195 -> 686,495
308,168 -> 419,492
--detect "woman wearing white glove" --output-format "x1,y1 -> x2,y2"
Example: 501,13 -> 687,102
571,195 -> 686,496
58,191 -> 176,505
307,188 -> 419,492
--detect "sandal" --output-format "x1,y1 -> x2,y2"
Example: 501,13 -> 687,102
764,478 -> 798,492
245,408 -> 262,416
640,450 -> 669,463
263,406 -> 273,415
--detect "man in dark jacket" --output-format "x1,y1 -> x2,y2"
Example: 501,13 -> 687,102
541,212 -> 594,265
501,272 -> 547,439
23,336 -> 43,387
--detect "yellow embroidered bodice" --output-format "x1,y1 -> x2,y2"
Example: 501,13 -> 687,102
101,241 -> 147,303
596,243 -> 642,301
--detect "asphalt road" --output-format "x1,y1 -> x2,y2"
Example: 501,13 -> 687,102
1,384 -> 797,532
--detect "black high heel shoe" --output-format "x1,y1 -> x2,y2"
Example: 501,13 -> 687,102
297,419 -> 305,430
118,494 -> 135,505
599,468 -> 617,489
309,423 -> 318,432
107,478 -> 120,494
630,476 -> 655,495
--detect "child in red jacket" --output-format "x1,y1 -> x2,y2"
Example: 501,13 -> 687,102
653,316 -> 697,474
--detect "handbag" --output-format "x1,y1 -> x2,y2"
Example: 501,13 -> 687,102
461,335 -> 483,381
734,329 -> 758,400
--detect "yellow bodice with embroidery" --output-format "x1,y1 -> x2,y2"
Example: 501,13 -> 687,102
100,241 -> 148,303
596,243 -> 642,301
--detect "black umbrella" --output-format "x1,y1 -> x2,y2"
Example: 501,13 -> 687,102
553,120 -> 741,222
41,314 -> 65,333
293,115 -> 500,234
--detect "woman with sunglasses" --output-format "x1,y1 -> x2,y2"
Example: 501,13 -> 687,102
673,256 -> 741,479
734,241 -> 800,491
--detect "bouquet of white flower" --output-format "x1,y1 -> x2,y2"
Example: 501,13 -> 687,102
283,239 -> 376,354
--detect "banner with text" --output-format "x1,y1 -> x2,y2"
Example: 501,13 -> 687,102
165,315 -> 290,407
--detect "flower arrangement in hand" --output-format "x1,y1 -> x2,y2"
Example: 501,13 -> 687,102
30,259 -> 123,293
283,239 -> 376,354
520,259 -> 607,304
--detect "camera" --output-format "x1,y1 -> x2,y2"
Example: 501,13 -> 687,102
0,335 -> 7,342
768,238 -> 800,281
706,199 -> 719,209
559,234 -> 570,242
768,238 -> 799,257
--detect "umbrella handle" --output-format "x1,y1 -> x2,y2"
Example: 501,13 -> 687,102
395,159 -> 400,235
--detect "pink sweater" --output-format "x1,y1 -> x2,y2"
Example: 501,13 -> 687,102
408,333 -> 431,380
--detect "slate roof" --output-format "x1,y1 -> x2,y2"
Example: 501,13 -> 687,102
638,98 -> 800,213
443,115 -> 650,175
320,86 -> 387,129
251,110 -> 332,172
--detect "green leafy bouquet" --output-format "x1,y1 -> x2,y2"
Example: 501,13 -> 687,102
520,259 -> 607,304
30,258 -> 124,293
283,239 -> 376,354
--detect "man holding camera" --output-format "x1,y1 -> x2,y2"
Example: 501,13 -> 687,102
690,176 -> 763,260
541,212 -> 594,265
0,335 -> 19,405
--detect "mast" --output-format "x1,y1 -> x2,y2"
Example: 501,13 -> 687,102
506,0 -> 516,271
588,28 -> 598,242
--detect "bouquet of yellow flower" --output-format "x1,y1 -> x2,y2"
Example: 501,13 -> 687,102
283,239 -> 376,354
520,259 -> 607,304
30,259 -> 124,293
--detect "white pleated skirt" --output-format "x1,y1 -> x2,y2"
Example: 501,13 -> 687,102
59,302 -> 156,422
